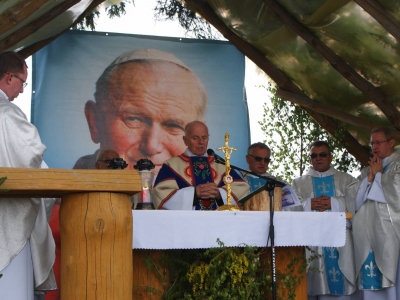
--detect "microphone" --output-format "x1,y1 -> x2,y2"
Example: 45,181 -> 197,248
207,149 -> 226,164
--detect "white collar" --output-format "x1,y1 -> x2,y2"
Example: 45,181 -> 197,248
184,149 -> 207,157
0,89 -> 9,101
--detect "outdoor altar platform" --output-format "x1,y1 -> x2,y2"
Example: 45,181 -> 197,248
131,211 -> 346,299
0,167 -> 347,300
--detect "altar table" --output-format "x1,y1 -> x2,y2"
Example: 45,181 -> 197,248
131,211 -> 346,300
132,211 -> 346,249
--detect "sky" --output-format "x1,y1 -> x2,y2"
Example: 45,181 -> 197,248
14,0 -> 271,144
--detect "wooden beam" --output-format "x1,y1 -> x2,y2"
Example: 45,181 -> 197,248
262,0 -> 400,131
353,0 -> 400,42
0,0 -> 79,53
276,88 -> 400,140
0,168 -> 141,198
19,0 -> 106,58
184,0 -> 371,165
0,0 -> 49,36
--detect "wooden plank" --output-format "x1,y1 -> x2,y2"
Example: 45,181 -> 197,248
354,0 -> 400,42
276,88 -> 400,140
262,0 -> 400,131
184,0 -> 371,166
0,0 -> 79,53
19,0 -> 107,58
60,192 -> 133,300
0,168 -> 141,197
0,0 -> 49,36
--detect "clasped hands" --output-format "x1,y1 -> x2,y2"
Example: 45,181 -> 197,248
195,182 -> 221,199
368,154 -> 383,183
311,195 -> 331,211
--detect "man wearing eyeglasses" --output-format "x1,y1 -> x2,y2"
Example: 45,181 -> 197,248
73,49 -> 207,178
0,51 -> 56,299
243,142 -> 272,192
353,127 -> 400,299
95,149 -> 120,170
292,140 -> 359,300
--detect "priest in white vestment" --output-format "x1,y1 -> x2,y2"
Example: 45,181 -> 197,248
0,51 -> 56,300
292,141 -> 359,300
153,121 -> 249,210
353,127 -> 400,300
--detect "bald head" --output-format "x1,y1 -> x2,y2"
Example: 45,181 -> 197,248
93,49 -> 207,118
95,149 -> 120,169
183,121 -> 209,156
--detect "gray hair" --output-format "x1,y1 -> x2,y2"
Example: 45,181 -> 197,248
247,142 -> 270,155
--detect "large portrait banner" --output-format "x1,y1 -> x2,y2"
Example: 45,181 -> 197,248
32,30 -> 249,175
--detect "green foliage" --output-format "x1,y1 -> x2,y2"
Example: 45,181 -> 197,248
0,177 -> 9,193
185,239 -> 263,299
72,1 -> 134,31
259,83 -> 360,183
154,0 -> 222,39
140,239 -> 308,300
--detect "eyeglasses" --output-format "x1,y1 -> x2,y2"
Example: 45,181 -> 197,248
248,154 -> 271,163
310,152 -> 331,159
97,159 -> 112,163
11,73 -> 28,88
370,139 -> 391,147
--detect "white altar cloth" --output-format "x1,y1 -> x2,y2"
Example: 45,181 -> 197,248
132,211 -> 346,250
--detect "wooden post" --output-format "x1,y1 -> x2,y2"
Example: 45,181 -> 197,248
60,192 -> 133,300
0,168 -> 141,300
243,187 -> 283,211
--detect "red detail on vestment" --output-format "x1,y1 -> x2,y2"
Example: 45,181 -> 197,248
202,199 -> 211,207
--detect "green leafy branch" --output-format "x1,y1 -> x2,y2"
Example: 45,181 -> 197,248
0,177 -> 9,193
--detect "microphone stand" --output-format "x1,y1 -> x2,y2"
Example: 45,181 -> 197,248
213,158 -> 284,300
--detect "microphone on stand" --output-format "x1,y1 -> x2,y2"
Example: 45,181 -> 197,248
207,149 -> 226,164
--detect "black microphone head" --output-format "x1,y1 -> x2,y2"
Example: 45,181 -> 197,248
207,149 -> 215,156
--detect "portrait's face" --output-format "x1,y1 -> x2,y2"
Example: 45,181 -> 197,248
8,65 -> 27,101
310,145 -> 332,172
370,132 -> 395,159
183,122 -> 209,156
85,61 -> 205,173
246,147 -> 271,175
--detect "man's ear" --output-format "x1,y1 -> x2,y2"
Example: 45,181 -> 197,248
389,138 -> 396,149
245,155 -> 251,165
183,135 -> 188,146
84,100 -> 100,144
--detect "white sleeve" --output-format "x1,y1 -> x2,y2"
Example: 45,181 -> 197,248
330,197 -> 344,212
355,177 -> 370,211
303,198 -> 312,211
367,172 -> 386,204
162,187 -> 196,210
0,105 -> 45,168
219,188 -> 228,204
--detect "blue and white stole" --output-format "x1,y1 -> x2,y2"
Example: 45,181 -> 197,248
246,176 -> 267,193
360,159 -> 391,290
312,174 -> 345,295
189,156 -> 216,210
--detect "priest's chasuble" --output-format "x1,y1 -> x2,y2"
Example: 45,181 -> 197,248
292,166 -> 359,298
153,151 -> 249,210
353,149 -> 400,298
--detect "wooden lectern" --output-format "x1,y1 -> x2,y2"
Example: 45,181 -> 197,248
0,167 -> 141,300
